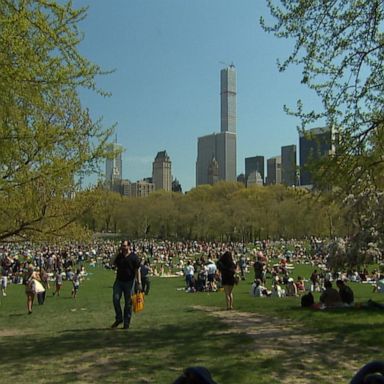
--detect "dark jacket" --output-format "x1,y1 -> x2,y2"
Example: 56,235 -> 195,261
115,252 -> 140,282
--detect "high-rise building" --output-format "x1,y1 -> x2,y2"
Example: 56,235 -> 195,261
281,145 -> 297,186
105,142 -> 124,192
245,156 -> 264,186
196,132 -> 236,185
152,150 -> 172,191
266,156 -> 281,185
196,65 -> 237,186
299,126 -> 336,187
196,133 -> 216,186
221,64 -> 236,134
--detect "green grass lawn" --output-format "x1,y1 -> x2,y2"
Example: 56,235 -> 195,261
1,265 -> 383,383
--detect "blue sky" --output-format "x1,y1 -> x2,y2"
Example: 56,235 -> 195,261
76,0 -> 322,191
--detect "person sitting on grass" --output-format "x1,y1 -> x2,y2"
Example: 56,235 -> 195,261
250,279 -> 271,297
271,279 -> 285,298
373,273 -> 384,293
301,291 -> 315,308
336,279 -> 354,306
286,278 -> 298,297
296,276 -> 306,294
319,280 -> 342,308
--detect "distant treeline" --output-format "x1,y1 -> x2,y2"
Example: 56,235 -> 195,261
81,182 -> 349,242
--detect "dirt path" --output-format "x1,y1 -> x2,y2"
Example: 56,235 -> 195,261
193,306 -> 379,383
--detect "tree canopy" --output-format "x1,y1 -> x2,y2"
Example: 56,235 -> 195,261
83,183 -> 347,243
261,0 -> 384,264
0,0 -> 113,242
261,0 -> 383,137
261,0 -> 383,188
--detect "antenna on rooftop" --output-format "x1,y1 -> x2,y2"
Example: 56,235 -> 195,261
219,61 -> 235,68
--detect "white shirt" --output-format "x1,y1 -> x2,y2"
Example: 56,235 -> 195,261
185,265 -> 194,276
271,285 -> 285,298
207,262 -> 217,275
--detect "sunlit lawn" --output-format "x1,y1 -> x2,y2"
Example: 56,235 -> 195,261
1,264 -> 383,383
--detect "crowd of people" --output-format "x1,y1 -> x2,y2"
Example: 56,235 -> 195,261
1,237 -> 384,315
0,242 -> 99,313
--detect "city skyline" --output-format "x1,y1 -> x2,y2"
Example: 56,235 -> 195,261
76,0 -> 324,191
109,123 -> 333,191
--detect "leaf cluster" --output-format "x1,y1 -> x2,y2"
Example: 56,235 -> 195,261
0,0 -> 114,242
261,0 -> 384,137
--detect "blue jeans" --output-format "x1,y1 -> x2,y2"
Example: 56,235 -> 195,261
113,279 -> 135,325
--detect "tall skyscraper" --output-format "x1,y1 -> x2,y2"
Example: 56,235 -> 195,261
221,64 -> 236,134
105,142 -> 123,192
152,150 -> 172,191
218,65 -> 237,182
299,126 -> 336,187
266,156 -> 281,185
281,145 -> 297,186
245,156 -> 264,186
196,65 -> 237,186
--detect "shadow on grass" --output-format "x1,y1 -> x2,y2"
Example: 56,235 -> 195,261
288,304 -> 384,345
8,313 -> 25,317
1,305 -> 382,383
0,309 -> 248,383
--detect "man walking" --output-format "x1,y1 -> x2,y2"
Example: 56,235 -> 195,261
111,240 -> 142,329
140,260 -> 151,295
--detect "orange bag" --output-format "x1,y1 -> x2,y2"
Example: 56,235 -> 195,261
132,292 -> 144,313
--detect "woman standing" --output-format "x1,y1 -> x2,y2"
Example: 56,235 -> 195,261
53,269 -> 63,296
217,250 -> 237,310
24,264 -> 37,314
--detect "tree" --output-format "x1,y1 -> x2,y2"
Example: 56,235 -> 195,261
0,1 -> 114,241
85,189 -> 123,233
261,1 -> 383,140
261,0 -> 383,187
262,0 -> 384,264
181,185 -> 216,240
